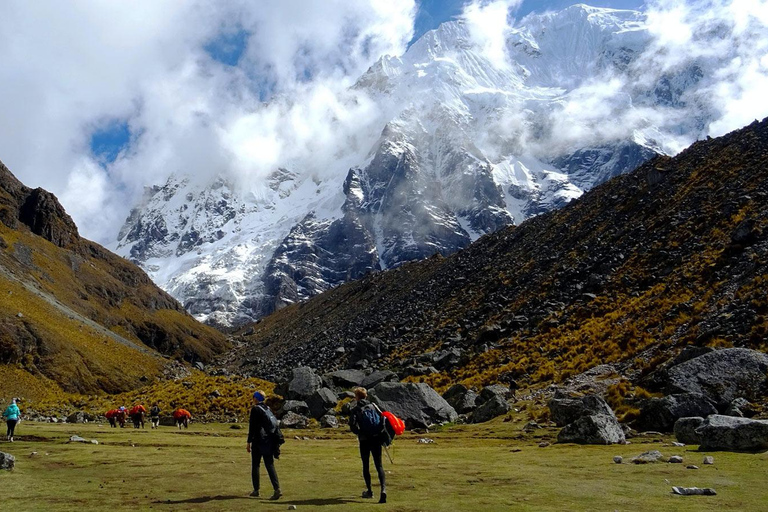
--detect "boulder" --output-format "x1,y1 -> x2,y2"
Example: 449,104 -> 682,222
472,395 -> 511,423
277,400 -> 310,419
306,388 -> 338,419
66,411 -> 96,424
548,395 -> 614,427
0,451 -> 15,470
324,370 -> 366,390
285,367 -> 323,401
360,370 -> 399,389
442,384 -> 479,414
280,412 -> 310,429
665,348 -> 768,408
433,348 -> 464,370
634,393 -> 717,432
320,414 -> 339,429
695,414 -> 768,451
724,398 -> 757,418
674,417 -> 705,445
479,384 -> 513,403
631,450 -> 663,464
369,382 -> 458,429
557,415 -> 626,445
348,337 -> 382,365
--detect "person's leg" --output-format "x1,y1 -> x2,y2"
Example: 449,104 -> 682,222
371,443 -> 386,502
251,451 -> 262,494
359,440 -> 373,496
7,420 -> 16,441
262,452 -> 281,496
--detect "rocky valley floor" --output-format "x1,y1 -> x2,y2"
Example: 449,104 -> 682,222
2,420 -> 767,511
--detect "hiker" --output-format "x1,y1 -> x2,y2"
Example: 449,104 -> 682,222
105,409 -> 118,428
3,398 -> 21,442
246,391 -> 282,500
349,387 -> 389,504
149,404 -> 161,429
116,406 -> 128,428
129,404 -> 146,429
173,408 -> 192,429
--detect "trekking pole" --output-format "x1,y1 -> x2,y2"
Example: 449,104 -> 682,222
383,444 -> 394,464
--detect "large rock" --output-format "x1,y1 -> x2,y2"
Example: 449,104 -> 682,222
557,414 -> 626,445
66,411 -> 96,424
306,388 -> 338,419
280,411 -> 310,429
285,367 -> 323,401
548,395 -> 614,427
665,348 -> 768,408
472,395 -> 511,423
0,451 -> 15,470
479,384 -> 513,403
324,370 -> 366,390
674,417 -> 705,445
695,414 -> 768,451
442,384 -> 479,414
277,400 -> 310,419
360,370 -> 399,389
724,398 -> 757,418
634,393 -> 717,432
369,382 -> 458,429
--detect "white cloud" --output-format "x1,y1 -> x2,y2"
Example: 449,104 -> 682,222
0,0 -> 415,244
461,1 -> 523,69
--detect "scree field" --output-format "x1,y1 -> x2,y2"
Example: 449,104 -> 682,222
1,419 -> 767,511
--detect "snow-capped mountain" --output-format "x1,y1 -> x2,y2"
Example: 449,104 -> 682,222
114,5 -> 711,327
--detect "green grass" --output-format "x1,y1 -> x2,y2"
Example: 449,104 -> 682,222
2,419 -> 767,511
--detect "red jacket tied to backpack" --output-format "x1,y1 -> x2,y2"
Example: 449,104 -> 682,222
382,411 -> 405,436
129,405 -> 146,416
173,409 -> 191,420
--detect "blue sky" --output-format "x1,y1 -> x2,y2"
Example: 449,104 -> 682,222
90,1 -> 646,165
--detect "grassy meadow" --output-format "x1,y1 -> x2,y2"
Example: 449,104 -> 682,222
1,417 -> 767,511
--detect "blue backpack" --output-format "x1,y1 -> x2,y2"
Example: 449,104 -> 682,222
357,403 -> 384,437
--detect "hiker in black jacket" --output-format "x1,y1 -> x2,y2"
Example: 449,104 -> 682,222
349,387 -> 387,504
247,391 -> 282,500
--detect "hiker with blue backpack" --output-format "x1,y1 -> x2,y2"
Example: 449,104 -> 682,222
349,387 -> 389,504
247,391 -> 283,500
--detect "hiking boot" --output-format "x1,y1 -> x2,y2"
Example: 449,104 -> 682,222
249,491 -> 260,497
270,490 -> 283,500
361,490 -> 373,499
378,492 -> 387,504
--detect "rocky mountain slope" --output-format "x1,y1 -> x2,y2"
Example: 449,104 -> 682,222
0,160 -> 229,397
113,5 -> 716,327
223,117 -> 768,385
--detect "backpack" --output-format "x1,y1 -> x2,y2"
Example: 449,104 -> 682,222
357,403 -> 384,438
260,404 -> 279,436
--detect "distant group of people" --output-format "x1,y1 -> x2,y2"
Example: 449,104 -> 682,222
3,398 -> 21,442
247,387 -> 392,504
105,404 -> 191,429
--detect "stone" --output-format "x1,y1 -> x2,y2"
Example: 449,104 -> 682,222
664,348 -> 768,408
671,487 -> 716,496
324,369 -> 366,390
319,414 -> 339,429
702,456 -> 714,465
417,438 -> 434,444
280,412 -> 309,429
479,384 -> 513,403
724,397 -> 756,418
674,417 -> 705,445
696,415 -> 768,451
668,456 -> 683,463
0,451 -> 15,470
442,384 -> 479,414
557,414 -> 626,445
68,435 -> 97,444
306,388 -> 338,419
369,382 -> 458,429
66,411 -> 96,424
549,395 -> 615,427
288,505 -> 298,510
284,367 -> 324,401
613,456 -> 623,464
687,465 -> 699,470
635,393 -> 717,432
472,395 -> 511,423
360,370 -> 399,389
631,450 -> 663,464
523,421 -> 542,432
277,400 -> 310,419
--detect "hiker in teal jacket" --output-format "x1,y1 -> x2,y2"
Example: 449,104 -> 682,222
3,398 -> 21,442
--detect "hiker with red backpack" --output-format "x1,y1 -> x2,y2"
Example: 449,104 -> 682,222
349,387 -> 391,504
247,391 -> 283,501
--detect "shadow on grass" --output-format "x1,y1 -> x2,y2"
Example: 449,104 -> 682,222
284,498 -> 358,506
154,495 -> 249,504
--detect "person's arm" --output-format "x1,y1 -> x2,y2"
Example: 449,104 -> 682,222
247,406 -> 256,452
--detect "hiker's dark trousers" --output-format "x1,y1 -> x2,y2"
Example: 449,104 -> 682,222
359,438 -> 386,492
252,448 -> 279,492
6,419 -> 17,438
